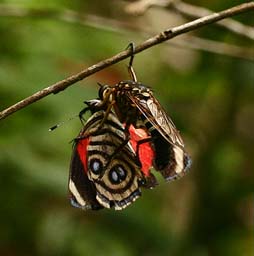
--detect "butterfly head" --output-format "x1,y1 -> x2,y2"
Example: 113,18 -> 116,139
98,84 -> 115,103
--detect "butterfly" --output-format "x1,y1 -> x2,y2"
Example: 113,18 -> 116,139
69,100 -> 157,210
69,44 -> 191,210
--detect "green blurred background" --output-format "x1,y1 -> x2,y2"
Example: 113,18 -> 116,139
0,1 -> 253,255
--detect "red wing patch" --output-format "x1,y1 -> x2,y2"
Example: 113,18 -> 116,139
129,125 -> 154,177
77,138 -> 90,173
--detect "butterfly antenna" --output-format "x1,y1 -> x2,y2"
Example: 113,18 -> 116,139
126,43 -> 137,82
49,114 -> 79,131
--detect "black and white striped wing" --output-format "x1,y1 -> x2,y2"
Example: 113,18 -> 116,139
126,90 -> 184,147
69,110 -> 145,210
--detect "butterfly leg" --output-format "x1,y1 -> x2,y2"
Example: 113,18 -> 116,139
89,103 -> 114,136
126,42 -> 137,82
77,101 -> 116,142
78,107 -> 90,125
80,96 -> 111,125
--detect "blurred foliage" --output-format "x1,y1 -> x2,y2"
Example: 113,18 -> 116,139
0,0 -> 253,255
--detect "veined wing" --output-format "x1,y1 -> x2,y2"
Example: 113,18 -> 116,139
126,90 -> 185,148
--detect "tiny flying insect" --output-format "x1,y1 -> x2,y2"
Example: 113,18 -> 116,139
86,43 -> 191,182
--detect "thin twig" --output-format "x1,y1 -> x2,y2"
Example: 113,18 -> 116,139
125,0 -> 254,40
171,36 -> 254,60
0,2 -> 253,120
83,11 -> 254,61
171,1 -> 254,41
0,4 -> 252,60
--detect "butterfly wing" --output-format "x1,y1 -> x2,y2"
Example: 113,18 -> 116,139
69,132 -> 105,210
70,110 -> 152,210
128,125 -> 158,188
126,88 -> 184,147
124,83 -> 191,180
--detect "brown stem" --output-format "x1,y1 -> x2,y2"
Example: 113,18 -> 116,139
0,2 -> 253,120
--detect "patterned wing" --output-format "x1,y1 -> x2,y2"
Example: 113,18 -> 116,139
128,125 -> 158,188
126,89 -> 184,148
124,83 -> 191,181
69,110 -> 153,210
69,140 -> 103,210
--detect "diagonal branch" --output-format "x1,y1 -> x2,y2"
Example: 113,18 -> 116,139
0,2 -> 253,121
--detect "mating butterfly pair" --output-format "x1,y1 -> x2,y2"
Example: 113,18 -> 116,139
69,46 -> 191,210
